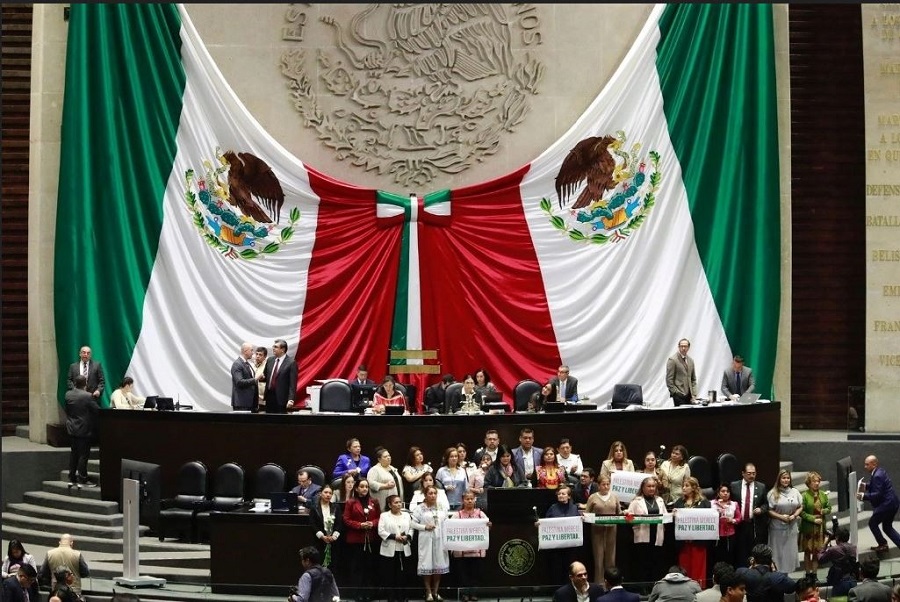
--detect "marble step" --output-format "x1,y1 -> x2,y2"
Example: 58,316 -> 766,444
23,490 -> 119,515
5,502 -> 123,526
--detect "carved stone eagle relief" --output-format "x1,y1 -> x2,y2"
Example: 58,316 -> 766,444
280,4 -> 545,187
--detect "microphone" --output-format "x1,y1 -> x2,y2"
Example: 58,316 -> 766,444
658,445 -> 667,460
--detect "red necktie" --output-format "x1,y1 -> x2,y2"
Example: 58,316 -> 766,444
744,483 -> 752,521
269,358 -> 280,390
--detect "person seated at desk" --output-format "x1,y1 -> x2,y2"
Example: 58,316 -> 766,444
721,355 -> 756,402
529,381 -> 557,413
332,437 -> 371,482
372,375 -> 407,415
290,469 -> 322,509
110,376 -> 146,410
454,374 -> 481,414
484,444 -> 529,488
349,364 -> 376,387
549,365 -> 579,403
473,368 -> 497,401
424,374 -> 454,414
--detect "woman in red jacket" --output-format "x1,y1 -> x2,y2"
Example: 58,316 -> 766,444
343,478 -> 381,602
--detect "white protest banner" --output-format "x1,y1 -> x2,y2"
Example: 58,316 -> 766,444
537,516 -> 583,550
609,471 -> 646,503
674,507 -> 720,541
442,517 -> 490,552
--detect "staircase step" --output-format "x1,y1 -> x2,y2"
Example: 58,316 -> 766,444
779,461 -> 793,473
59,469 -> 101,482
43,480 -> 103,499
0,512 -> 145,540
88,458 -> 101,472
5,503 -> 123,526
0,526 -> 209,555
80,559 -> 210,584
90,550 -> 210,570
15,425 -> 29,438
23,491 -> 119,515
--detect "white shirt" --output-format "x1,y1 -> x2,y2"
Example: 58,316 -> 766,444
558,379 -> 568,400
558,452 -> 583,475
522,449 -> 535,476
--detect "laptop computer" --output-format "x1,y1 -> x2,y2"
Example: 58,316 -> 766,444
542,402 -> 567,413
483,391 -> 504,404
144,396 -> 158,409
270,491 -> 298,513
383,404 -> 405,416
737,392 -> 761,404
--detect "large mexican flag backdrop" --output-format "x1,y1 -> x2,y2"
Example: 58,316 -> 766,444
55,4 -> 780,411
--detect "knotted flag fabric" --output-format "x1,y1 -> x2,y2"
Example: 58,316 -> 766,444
55,4 -> 779,411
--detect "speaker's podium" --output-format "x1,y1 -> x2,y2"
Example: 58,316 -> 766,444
387,348 -> 440,414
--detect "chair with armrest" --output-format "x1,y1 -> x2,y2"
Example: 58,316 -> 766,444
716,453 -> 741,488
158,460 -> 208,543
195,462 -> 246,541
443,382 -> 463,413
687,455 -> 715,500
611,384 -> 643,409
299,464 -> 326,487
513,379 -> 541,413
253,463 -> 286,502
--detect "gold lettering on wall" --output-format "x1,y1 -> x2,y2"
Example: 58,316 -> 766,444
867,215 -> 900,225
878,354 -> 900,366
874,320 -> 900,331
866,185 -> 900,195
872,249 -> 900,260
883,285 -> 900,296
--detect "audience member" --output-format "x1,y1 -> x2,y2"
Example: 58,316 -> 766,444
411,485 -> 450,601
49,567 -> 79,602
731,464 -> 769,568
718,570 -> 748,602
799,471 -> 831,580
696,562 -> 738,602
1,564 -> 38,602
332,437 -> 371,481
818,526 -> 858,596
38,534 -> 90,595
450,490 -> 492,602
766,469 -> 802,575
290,546 -> 339,602
377,494 -> 412,602
600,566 -> 641,602
512,428 -> 543,482
648,565 -> 701,602
484,444 -> 528,488
110,376 -> 146,410
713,484 -> 742,569
1,540 -> 36,579
794,576 -> 821,602
857,455 -> 900,554
552,560 -> 605,602
586,474 -> 621,584
436,446 -> 468,510
848,558 -> 891,602
601,441 -> 635,478
735,544 -> 796,602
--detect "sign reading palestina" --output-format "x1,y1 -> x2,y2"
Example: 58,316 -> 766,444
609,470 -> 648,504
541,130 -> 662,245
673,508 -> 720,541
536,516 -> 583,550
183,148 -> 300,260
442,517 -> 490,552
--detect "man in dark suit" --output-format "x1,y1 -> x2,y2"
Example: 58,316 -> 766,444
857,454 -> 900,553
549,365 -> 579,402
736,544 -> 796,602
666,338 -> 697,406
574,467 -> 599,509
231,342 -> 261,411
1,564 -> 38,602
511,427 -> 543,482
730,463 -> 769,568
66,345 -> 105,399
424,373 -> 454,414
721,355 -> 756,401
65,375 -> 100,488
290,469 -> 322,509
848,558 -> 891,602
262,338 -> 298,414
348,364 -> 376,387
598,566 -> 640,602
552,561 -> 605,602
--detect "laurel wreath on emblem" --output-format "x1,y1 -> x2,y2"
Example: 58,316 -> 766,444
542,131 -> 662,245
183,150 -> 300,261
498,538 -> 535,576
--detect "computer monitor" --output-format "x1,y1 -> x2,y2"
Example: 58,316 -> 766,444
120,458 -> 161,533
350,384 -> 377,412
156,397 -> 175,411
144,396 -> 158,409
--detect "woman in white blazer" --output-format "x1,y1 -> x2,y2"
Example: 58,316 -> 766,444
626,475 -> 670,586
378,494 -> 412,602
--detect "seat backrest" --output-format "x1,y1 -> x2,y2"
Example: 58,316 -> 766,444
320,380 -> 352,413
300,464 -> 326,487
716,453 -> 741,487
213,462 -> 245,499
176,460 -> 208,497
444,382 -> 463,412
513,379 -> 541,412
254,463 -> 286,499
611,384 -> 643,409
687,455 -> 713,488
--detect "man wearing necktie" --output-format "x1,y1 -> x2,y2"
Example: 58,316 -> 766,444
262,338 -> 298,414
665,338 -> 697,406
230,342 -> 261,411
729,463 -> 769,568
721,355 -> 756,402
66,346 -> 105,399
290,469 -> 321,509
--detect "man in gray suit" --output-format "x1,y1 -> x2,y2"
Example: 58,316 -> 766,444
721,355 -> 756,401
665,338 -> 697,406
848,558 -> 891,602
512,427 -> 543,482
66,345 -> 105,399
231,342 -> 261,411
65,375 -> 99,488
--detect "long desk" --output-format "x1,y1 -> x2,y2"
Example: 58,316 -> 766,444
99,403 -> 780,591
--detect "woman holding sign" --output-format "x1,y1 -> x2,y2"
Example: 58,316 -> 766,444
586,474 -> 622,584
411,485 -> 450,601
673,476 -> 711,587
540,485 -> 582,584
627,475 -> 670,586
450,490 -> 491,602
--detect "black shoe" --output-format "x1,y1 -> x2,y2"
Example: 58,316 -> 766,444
82,480 -> 98,488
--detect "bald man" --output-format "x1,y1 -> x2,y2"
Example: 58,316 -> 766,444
38,534 -> 89,595
553,561 -> 605,602
857,455 -> 900,553
231,342 -> 261,412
